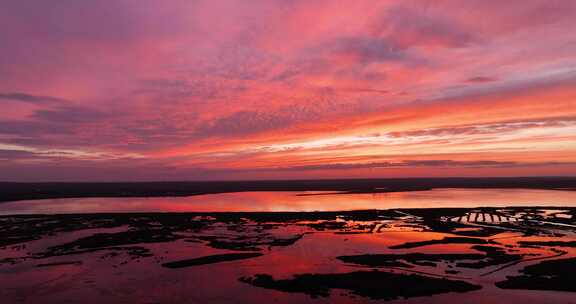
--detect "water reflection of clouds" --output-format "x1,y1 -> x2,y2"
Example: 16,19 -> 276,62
2,189 -> 576,215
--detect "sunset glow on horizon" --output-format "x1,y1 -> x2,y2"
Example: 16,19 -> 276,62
2,0 -> 576,181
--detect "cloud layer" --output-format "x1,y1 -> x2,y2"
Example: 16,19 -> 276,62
1,0 -> 576,181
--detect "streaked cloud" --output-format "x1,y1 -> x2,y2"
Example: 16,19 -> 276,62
1,0 -> 575,180
0,92 -> 68,104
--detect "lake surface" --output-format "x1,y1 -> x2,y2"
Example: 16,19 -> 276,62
1,188 -> 576,215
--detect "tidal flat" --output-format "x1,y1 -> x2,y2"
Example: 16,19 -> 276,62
1,203 -> 576,303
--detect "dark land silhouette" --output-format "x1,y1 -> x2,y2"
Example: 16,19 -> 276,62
1,176 -> 575,203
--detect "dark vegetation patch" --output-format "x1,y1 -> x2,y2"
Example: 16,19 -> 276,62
162,253 -> 263,268
0,213 -> 313,253
42,246 -> 153,259
455,246 -> 523,269
46,229 -> 181,255
337,253 -> 485,268
496,258 -> 576,292
305,221 -> 347,231
517,241 -> 576,248
0,213 -> 209,248
35,261 -> 82,267
390,237 -> 489,249
0,245 -> 153,267
338,245 -> 523,269
0,216 -> 126,247
194,234 -> 304,251
240,271 -> 482,300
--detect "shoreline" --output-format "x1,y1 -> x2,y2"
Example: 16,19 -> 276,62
1,176 -> 575,203
2,205 -> 575,302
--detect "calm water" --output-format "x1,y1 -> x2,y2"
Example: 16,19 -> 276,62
2,189 -> 576,303
1,188 -> 576,215
1,206 -> 576,304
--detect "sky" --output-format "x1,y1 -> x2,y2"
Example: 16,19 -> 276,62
1,0 -> 576,181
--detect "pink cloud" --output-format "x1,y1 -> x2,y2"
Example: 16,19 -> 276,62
1,0 -> 576,180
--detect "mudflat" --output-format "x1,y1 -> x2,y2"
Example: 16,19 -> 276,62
1,206 -> 575,303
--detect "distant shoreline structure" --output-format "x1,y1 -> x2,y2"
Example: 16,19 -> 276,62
1,176 -> 575,203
